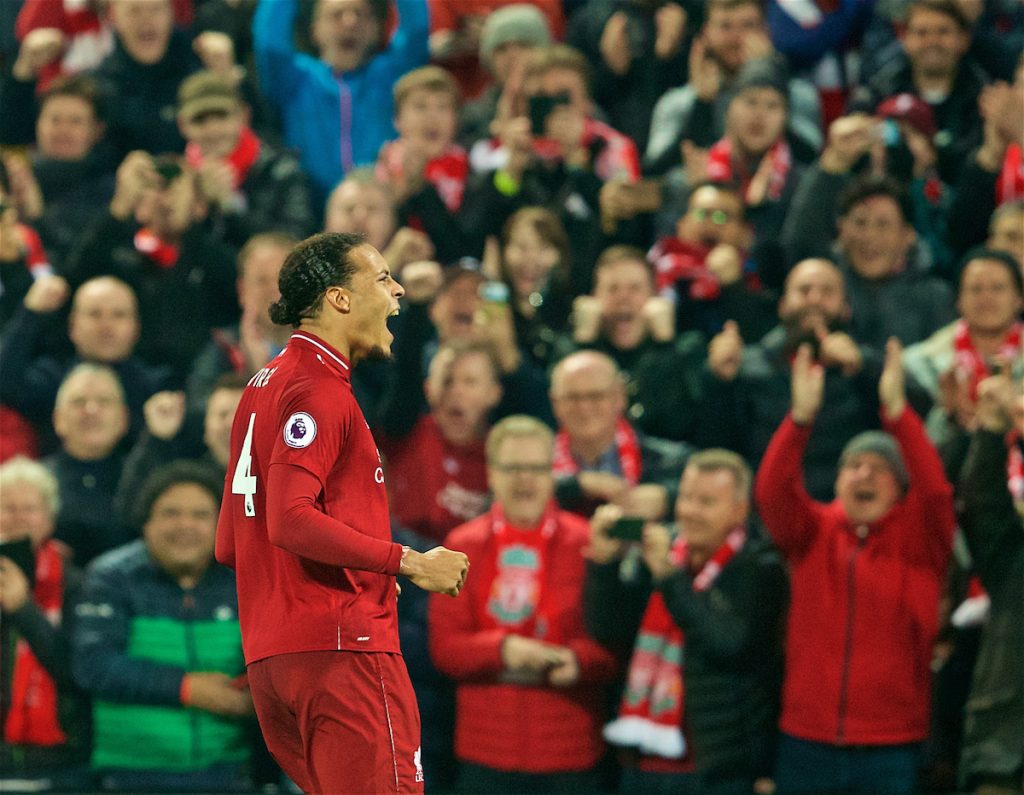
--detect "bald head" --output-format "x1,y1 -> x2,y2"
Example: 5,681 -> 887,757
550,351 -> 626,454
780,258 -> 849,330
70,277 -> 140,363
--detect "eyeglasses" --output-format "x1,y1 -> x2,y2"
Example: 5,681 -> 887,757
490,462 -> 551,475
690,208 -> 734,225
554,390 -> 615,404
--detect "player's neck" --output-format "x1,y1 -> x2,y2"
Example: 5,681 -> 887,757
296,320 -> 352,362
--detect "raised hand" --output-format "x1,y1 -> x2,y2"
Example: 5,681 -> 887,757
790,343 -> 824,425
974,362 -> 1016,433
878,337 -> 906,421
600,11 -> 631,75
654,4 -> 687,60
708,320 -> 743,382
144,391 -> 186,441
23,274 -> 70,314
819,114 -> 876,175
13,28 -> 65,80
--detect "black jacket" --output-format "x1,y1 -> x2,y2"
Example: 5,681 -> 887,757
957,430 -> 1024,787
585,534 -> 787,782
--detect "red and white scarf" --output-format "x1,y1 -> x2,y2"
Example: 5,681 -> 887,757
185,125 -> 262,192
552,418 -> 642,485
603,527 -> 746,758
648,237 -> 720,300
376,141 -> 469,213
996,143 -> 1024,205
134,229 -> 179,269
479,502 -> 561,642
952,319 -> 1023,400
4,540 -> 67,746
706,137 -> 792,206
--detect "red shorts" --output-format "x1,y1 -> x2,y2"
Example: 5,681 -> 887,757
248,650 -> 424,794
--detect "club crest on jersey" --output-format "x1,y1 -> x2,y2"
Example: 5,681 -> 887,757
284,412 -> 317,448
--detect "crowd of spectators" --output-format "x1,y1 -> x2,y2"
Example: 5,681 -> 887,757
0,0 -> 1022,793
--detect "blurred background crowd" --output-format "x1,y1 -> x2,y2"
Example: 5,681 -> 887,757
0,0 -> 1021,792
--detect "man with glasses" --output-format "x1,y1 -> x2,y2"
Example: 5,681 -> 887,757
649,181 -> 775,341
428,415 -> 617,794
549,350 -> 691,522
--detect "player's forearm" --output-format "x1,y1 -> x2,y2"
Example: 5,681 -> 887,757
266,464 -> 402,573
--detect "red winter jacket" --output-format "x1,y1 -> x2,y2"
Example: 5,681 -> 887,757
428,507 -> 617,773
755,408 -> 954,745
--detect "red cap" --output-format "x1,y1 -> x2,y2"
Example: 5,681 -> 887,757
876,93 -> 938,139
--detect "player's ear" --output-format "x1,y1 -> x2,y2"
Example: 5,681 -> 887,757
324,286 -> 351,314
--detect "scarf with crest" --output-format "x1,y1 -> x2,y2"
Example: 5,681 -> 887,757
603,527 -> 745,759
478,502 -> 561,643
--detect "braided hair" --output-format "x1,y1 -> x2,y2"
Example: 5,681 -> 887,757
269,232 -> 365,327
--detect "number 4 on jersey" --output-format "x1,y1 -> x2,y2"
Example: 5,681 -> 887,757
232,412 -> 258,517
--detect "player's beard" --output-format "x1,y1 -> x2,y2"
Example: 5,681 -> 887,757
365,345 -> 393,362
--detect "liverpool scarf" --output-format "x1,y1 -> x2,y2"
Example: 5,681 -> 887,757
552,418 -> 641,485
603,527 -> 745,758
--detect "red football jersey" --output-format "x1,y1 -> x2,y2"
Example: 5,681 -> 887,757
216,332 -> 404,664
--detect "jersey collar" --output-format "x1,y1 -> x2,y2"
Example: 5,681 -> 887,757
290,332 -> 352,380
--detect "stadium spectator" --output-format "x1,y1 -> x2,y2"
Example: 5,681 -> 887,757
549,351 -> 691,521
64,152 -> 238,381
957,367 -> 1024,794
850,0 -> 989,184
72,461 -> 253,792
253,0 -> 429,204
755,338 -> 955,793
429,0 -> 562,102
177,71 -> 316,249
0,160 -> 53,329
585,448 -> 787,794
324,169 -> 437,273
186,233 -> 296,412
645,0 -> 821,175
563,246 -> 710,444
903,248 -> 1024,439
458,3 -> 553,148
378,340 -> 502,543
704,258 -> 886,499
429,415 -> 617,793
0,457 -> 90,790
0,275 -> 169,446
566,0 -> 690,152
46,364 -> 131,566
648,181 -> 776,340
784,171 -> 956,348
0,76 -> 116,271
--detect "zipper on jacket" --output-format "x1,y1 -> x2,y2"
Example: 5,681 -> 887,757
183,591 -> 201,766
836,528 -> 867,744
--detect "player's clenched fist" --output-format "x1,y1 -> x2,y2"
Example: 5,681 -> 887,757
400,546 -> 469,596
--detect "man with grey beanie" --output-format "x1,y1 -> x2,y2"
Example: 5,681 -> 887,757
755,337 -> 955,794
458,4 -> 554,147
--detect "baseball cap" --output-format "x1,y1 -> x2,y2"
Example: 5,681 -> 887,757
876,93 -> 937,139
177,71 -> 240,121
